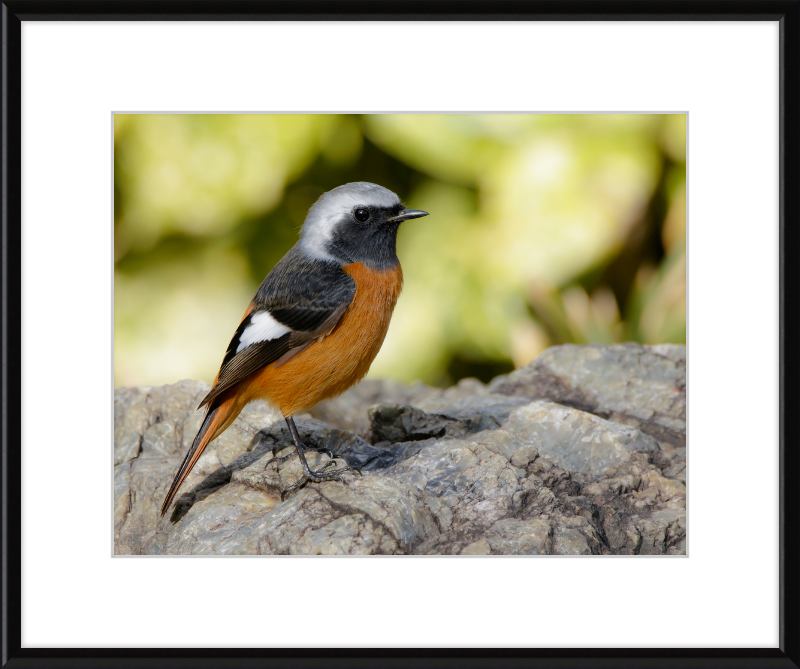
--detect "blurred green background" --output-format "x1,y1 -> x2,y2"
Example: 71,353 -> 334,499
114,114 -> 685,389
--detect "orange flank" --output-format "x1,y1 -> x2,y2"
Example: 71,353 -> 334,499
205,261 -> 402,429
239,261 -> 403,416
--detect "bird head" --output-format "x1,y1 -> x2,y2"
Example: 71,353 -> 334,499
299,182 -> 428,268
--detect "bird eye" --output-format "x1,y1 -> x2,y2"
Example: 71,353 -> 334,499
353,208 -> 370,223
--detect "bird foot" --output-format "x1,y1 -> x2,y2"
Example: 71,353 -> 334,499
280,460 -> 362,501
264,443 -> 335,470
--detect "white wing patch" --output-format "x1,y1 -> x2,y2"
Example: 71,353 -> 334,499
236,311 -> 291,353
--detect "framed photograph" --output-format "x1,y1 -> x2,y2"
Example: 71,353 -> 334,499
2,1 -> 797,666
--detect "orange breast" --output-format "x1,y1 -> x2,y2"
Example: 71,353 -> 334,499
240,262 -> 403,416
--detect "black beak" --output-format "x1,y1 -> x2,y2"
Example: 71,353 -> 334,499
387,209 -> 429,223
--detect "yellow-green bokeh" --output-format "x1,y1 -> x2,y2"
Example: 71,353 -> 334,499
114,114 -> 686,389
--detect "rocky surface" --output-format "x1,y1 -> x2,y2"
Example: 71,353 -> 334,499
114,343 -> 686,555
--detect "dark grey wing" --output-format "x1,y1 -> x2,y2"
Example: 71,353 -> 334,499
198,246 -> 355,409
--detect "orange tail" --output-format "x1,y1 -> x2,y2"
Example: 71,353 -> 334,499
160,395 -> 241,516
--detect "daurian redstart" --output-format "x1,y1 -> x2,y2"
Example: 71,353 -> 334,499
161,182 -> 428,515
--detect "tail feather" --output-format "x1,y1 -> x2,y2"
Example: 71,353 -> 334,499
160,399 -> 235,516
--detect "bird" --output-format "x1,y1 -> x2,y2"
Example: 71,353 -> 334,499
160,182 -> 428,516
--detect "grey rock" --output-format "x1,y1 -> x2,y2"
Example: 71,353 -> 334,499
414,393 -> 531,430
166,483 -> 279,555
167,475 -> 441,555
114,387 -> 148,464
308,378 -> 445,439
505,400 -> 661,475
339,394 -> 531,472
490,343 -> 686,448
114,433 -> 141,466
461,539 -> 491,555
553,523 -> 593,555
142,422 -> 179,457
114,345 -> 686,555
389,430 -> 525,530
308,376 -> 494,440
483,518 -> 552,555
369,403 -> 469,443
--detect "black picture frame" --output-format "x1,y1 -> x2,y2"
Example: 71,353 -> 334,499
2,2 -> 798,667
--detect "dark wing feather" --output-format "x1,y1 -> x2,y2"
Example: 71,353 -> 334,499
269,305 -> 335,331
197,246 -> 355,409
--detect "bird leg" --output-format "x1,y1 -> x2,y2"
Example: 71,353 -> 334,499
280,416 -> 361,500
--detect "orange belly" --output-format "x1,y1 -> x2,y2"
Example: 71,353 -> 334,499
238,262 -> 403,416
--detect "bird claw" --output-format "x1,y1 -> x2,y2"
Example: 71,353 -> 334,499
317,459 -> 339,473
280,461 -> 360,500
264,452 -> 296,470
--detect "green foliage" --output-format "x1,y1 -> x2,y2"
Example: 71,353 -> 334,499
114,114 -> 685,388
